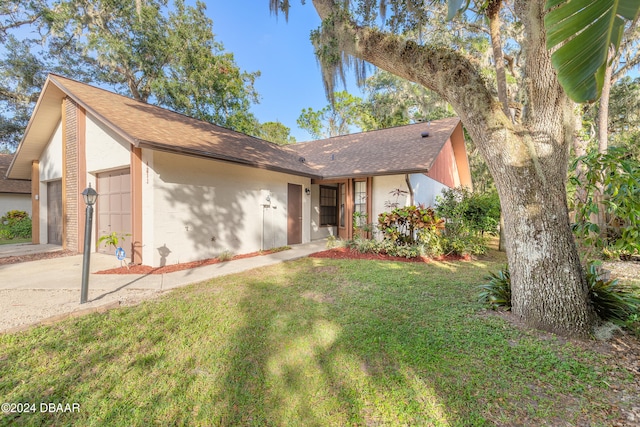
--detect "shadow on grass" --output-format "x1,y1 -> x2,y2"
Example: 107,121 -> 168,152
209,258 -> 503,425
0,254 -> 624,426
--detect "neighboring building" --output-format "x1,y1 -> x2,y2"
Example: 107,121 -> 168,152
0,154 -> 31,218
8,74 -> 471,266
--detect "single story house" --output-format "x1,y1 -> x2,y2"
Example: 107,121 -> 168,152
0,153 -> 31,218
7,74 -> 471,266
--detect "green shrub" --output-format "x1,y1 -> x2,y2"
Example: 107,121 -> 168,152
346,238 -> 381,254
441,234 -> 489,256
478,265 -> 511,310
478,263 -> 640,324
570,146 -> 640,257
0,227 -> 11,240
326,235 -> 338,248
344,238 -> 442,259
435,188 -> 500,255
0,210 -> 32,239
381,241 -> 423,258
378,205 -> 443,245
435,187 -> 501,237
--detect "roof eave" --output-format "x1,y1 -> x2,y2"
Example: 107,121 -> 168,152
318,168 -> 429,180
7,77 -> 61,180
8,75 -> 139,180
137,140 -> 323,179
48,75 -> 138,147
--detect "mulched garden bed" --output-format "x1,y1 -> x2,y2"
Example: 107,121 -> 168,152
96,246 -> 472,275
95,247 -> 292,275
0,250 -> 76,265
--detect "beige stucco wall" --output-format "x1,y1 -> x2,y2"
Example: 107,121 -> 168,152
85,114 -> 131,173
409,173 -> 449,208
38,121 -> 63,244
147,151 -> 311,266
141,149 -> 155,265
39,121 -> 63,182
0,194 -> 31,218
371,174 -> 449,239
371,175 -> 411,231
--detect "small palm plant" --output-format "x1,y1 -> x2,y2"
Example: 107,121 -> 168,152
478,263 -> 640,324
478,265 -> 511,310
97,232 -> 131,251
586,263 -> 640,322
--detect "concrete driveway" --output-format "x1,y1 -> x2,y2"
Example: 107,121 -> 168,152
0,242 -> 64,258
0,240 -> 328,333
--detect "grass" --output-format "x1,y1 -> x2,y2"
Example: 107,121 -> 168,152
1,252 -> 638,426
0,237 -> 30,245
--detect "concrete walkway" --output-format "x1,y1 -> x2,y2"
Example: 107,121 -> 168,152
0,240 -> 328,333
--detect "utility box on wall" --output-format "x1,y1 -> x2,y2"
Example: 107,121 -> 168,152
260,189 -> 272,206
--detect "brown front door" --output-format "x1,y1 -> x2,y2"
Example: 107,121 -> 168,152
97,169 -> 131,255
287,183 -> 302,245
338,181 -> 350,239
47,180 -> 62,245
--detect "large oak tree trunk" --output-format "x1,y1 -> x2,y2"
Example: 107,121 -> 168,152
309,0 -> 597,336
491,135 -> 593,334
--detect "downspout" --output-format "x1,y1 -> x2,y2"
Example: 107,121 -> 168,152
405,174 -> 414,206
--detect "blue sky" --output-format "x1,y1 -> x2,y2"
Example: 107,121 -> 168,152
207,2 -> 640,143
207,1 -> 363,142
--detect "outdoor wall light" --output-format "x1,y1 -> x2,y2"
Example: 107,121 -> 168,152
305,187 -> 311,196
82,184 -> 98,206
80,183 -> 98,304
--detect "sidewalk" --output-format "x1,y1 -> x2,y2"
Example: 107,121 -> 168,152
0,240 -> 328,333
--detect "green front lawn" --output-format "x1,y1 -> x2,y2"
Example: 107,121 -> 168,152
0,237 -> 31,245
1,253 -> 637,426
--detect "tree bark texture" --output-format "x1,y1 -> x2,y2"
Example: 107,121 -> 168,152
310,0 -> 596,335
487,0 -> 510,117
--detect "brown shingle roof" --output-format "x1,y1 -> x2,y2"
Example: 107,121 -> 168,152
290,117 -> 461,179
9,74 -> 461,181
0,154 -> 30,194
48,75 -> 322,178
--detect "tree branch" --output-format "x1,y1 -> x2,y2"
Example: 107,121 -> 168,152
0,87 -> 39,104
309,0 -> 503,128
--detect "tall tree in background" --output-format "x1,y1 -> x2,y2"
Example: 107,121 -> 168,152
272,0 -> 639,336
0,1 -> 50,42
570,18 -> 639,233
0,37 -> 46,151
258,121 -> 297,145
149,0 -> 262,135
0,0 -> 262,151
1,0 -> 55,150
55,0 -> 262,134
359,70 -> 455,130
596,20 -> 639,154
607,77 -> 640,159
298,70 -> 456,137
297,90 -> 363,139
